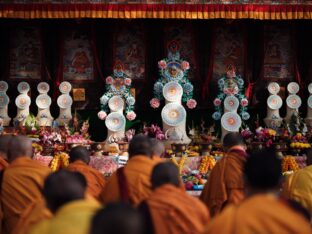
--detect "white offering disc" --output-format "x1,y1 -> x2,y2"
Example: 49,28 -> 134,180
57,94 -> 73,109
37,82 -> 50,94
308,96 -> 312,109
267,95 -> 283,110
224,96 -> 239,112
59,81 -> 72,94
221,112 -> 242,132
161,103 -> 186,127
15,94 -> 31,110
17,82 -> 30,94
0,92 -> 9,108
163,81 -> 183,102
105,112 -> 126,132
286,94 -> 301,109
108,96 -> 125,112
287,82 -> 300,94
36,94 -> 52,109
268,82 -> 280,95
308,83 -> 312,94
0,81 -> 8,92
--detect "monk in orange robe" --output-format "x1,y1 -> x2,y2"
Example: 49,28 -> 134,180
200,133 -> 247,217
150,138 -> 165,163
1,136 -> 51,234
204,149 -> 312,234
138,162 -> 210,234
66,146 -> 106,201
0,135 -> 11,170
30,170 -> 101,234
101,135 -> 158,206
283,149 -> 312,217
11,200 -> 52,234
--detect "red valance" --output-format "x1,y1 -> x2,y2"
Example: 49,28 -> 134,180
1,3 -> 312,20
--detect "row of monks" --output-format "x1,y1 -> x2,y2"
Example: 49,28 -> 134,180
0,133 -> 311,234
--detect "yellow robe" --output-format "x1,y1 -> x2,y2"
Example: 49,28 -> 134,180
283,165 -> 312,216
1,157 -> 51,234
144,184 -> 210,234
11,200 -> 52,234
204,194 -> 312,234
100,155 -> 158,206
200,149 -> 246,217
66,160 -> 106,201
29,199 -> 101,234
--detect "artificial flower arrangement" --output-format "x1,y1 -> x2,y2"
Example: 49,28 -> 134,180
212,64 -> 250,121
282,156 -> 299,173
289,133 -> 311,150
24,114 -> 40,138
182,171 -> 207,191
254,127 -> 277,147
143,124 -> 165,140
150,40 -> 197,110
65,120 -> 92,145
50,152 -> 69,172
98,61 -> 136,121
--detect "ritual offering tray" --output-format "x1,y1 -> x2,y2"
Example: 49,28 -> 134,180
171,143 -> 188,157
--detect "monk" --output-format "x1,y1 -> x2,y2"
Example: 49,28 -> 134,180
66,146 -> 106,200
1,136 -> 50,234
150,138 -> 165,162
29,170 -> 101,234
100,135 -> 158,206
200,132 -> 247,217
204,149 -> 312,233
0,135 -> 11,170
283,148 -> 312,217
91,203 -> 144,234
138,162 -> 210,234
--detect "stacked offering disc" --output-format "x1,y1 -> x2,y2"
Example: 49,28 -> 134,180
36,82 -> 53,126
14,82 -> 31,125
56,81 -> 73,126
305,83 -> 312,127
285,82 -> 301,123
0,81 -> 11,126
264,82 -> 283,127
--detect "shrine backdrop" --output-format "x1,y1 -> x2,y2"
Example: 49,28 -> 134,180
1,1 -> 312,20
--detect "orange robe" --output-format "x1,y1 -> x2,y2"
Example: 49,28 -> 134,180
283,165 -> 312,216
100,155 -> 158,206
200,149 -> 246,217
11,200 -> 52,234
66,160 -> 106,200
204,194 -> 312,234
0,157 -> 9,170
142,184 -> 210,234
1,157 -> 51,234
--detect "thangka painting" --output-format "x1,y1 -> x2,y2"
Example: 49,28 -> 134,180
212,25 -> 245,81
263,25 -> 293,81
164,23 -> 197,80
9,27 -> 42,80
113,24 -> 145,80
63,30 -> 94,81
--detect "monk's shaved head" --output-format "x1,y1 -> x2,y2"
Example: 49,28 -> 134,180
7,135 -> 32,162
69,146 -> 91,164
244,148 -> 281,192
223,132 -> 245,151
128,134 -> 152,158
90,203 -> 144,234
43,170 -> 87,213
0,135 -> 13,160
151,162 -> 180,189
150,138 -> 165,158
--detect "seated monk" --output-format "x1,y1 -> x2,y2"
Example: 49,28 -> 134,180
29,170 -> 101,234
204,149 -> 312,233
138,162 -> 210,234
200,133 -> 247,217
149,138 -> 165,163
283,148 -> 312,217
90,203 -> 144,234
0,135 -> 11,170
1,136 -> 50,234
100,135 -> 158,206
66,146 -> 106,201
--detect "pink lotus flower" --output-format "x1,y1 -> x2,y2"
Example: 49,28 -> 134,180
126,111 -> 136,121
97,111 -> 107,120
124,78 -> 132,86
241,98 -> 248,107
158,60 -> 167,69
150,98 -> 160,109
106,76 -> 113,85
187,99 -> 197,109
181,61 -> 190,71
213,98 -> 222,106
